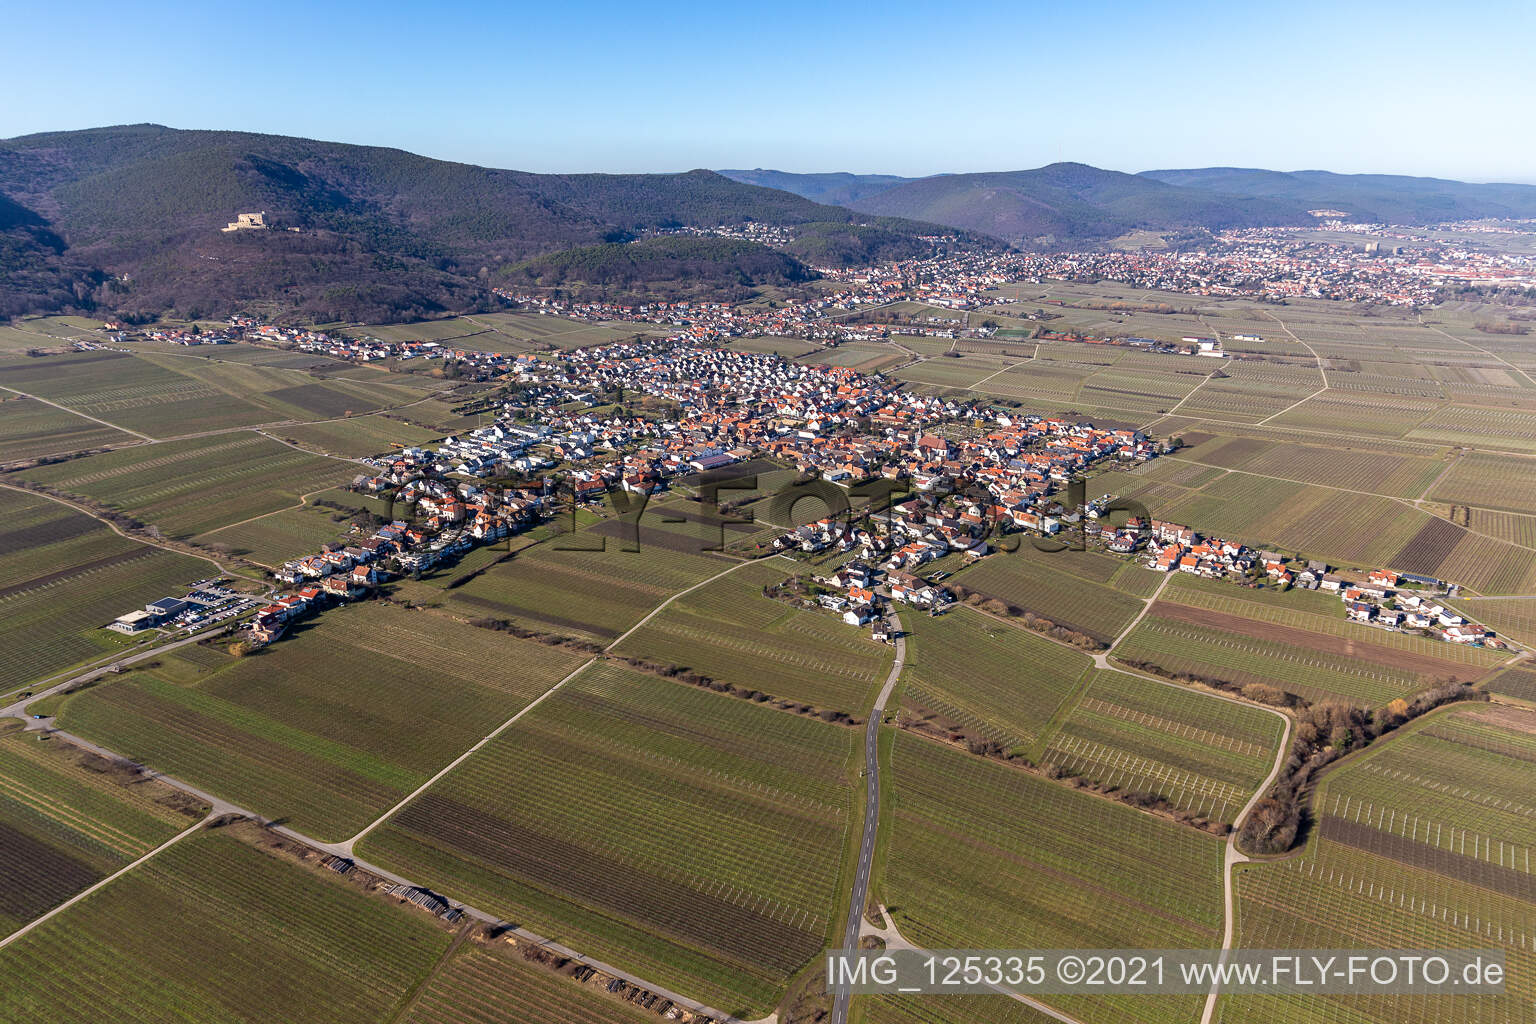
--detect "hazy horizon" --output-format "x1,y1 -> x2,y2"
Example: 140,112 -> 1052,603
5,121 -> 1535,188
4,0 -> 1533,183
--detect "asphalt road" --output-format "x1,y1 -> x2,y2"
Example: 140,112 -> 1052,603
830,611 -> 905,1024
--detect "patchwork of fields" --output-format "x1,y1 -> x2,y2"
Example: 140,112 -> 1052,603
17,433 -> 357,538
614,558 -> 892,713
5,294 -> 1536,1023
54,604 -> 589,839
0,724 -> 204,934
1219,705 -> 1536,1024
0,489 -> 211,695
883,734 -> 1225,1024
0,831 -> 453,1024
359,662 -> 858,1016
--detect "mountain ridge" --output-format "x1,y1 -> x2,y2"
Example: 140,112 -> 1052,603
719,163 -> 1536,246
0,124 -> 967,321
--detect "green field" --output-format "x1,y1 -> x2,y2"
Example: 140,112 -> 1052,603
54,604 -> 589,839
1042,669 -> 1283,824
0,830 -> 452,1023
0,724 -> 205,934
898,607 -> 1093,757
358,662 -> 858,1016
16,432 -> 358,538
0,489 -> 212,694
883,734 -> 1225,1024
613,558 -> 892,713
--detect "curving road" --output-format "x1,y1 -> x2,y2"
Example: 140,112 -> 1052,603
830,610 -> 905,1024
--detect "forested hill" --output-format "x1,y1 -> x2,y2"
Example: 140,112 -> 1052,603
0,124 -> 964,322
1137,167 -> 1536,224
724,163 -> 1536,247
842,163 -> 1313,246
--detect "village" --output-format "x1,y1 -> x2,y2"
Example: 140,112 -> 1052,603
108,317 -> 1504,656
1100,515 -> 1506,648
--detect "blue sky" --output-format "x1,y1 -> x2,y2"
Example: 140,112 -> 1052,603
5,0 -> 1533,180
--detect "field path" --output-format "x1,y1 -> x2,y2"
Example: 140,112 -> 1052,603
1197,710 -> 1293,1024
335,655 -> 600,855
0,810 -> 215,953
829,609 -> 906,1024
1,660 -> 770,1024
861,905 -> 1085,1024
969,345 -> 1040,389
0,482 -> 236,575
605,556 -> 760,651
958,562 -> 1295,1024
1419,315 -> 1536,388
0,384 -> 154,441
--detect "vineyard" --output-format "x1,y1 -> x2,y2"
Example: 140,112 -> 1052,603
868,992 -> 1064,1024
446,524 -> 730,640
1428,530 -> 1536,595
1220,707 -> 1536,1023
1153,586 -> 1506,671
56,603 -> 588,840
359,662 -> 857,1015
17,432 -> 357,538
131,347 -> 431,408
0,724 -> 197,934
1270,391 -> 1441,438
898,607 -> 1093,757
1177,380 -> 1316,422
883,734 -> 1224,1024
1324,707 -> 1536,855
959,551 -> 1146,642
1454,599 -> 1536,649
0,398 -> 133,462
1409,404 -> 1536,451
1428,452 -> 1536,513
1041,669 -> 1282,824
278,413 -> 441,459
0,831 -> 451,1024
613,559 -> 892,713
1165,472 -> 1428,568
1466,508 -> 1536,550
0,350 -> 275,437
194,500 -> 373,567
404,943 -> 658,1024
0,490 -> 209,694
1232,445 -> 1443,499
1114,613 -> 1426,706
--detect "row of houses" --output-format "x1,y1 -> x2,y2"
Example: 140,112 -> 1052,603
1126,515 -> 1505,648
